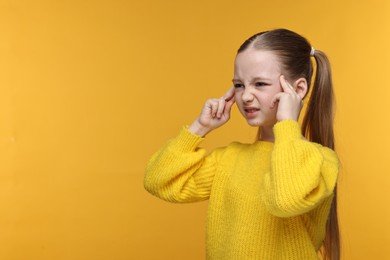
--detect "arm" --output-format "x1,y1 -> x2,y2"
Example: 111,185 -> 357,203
262,120 -> 339,217
144,127 -> 224,203
144,86 -> 235,203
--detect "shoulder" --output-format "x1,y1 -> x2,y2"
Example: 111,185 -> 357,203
311,142 -> 339,161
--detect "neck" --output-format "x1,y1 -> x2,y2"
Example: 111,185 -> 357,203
259,126 -> 275,142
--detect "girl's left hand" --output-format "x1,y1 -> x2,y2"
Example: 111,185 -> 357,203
271,75 -> 303,122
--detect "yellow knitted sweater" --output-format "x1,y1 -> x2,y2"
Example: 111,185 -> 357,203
144,120 -> 339,259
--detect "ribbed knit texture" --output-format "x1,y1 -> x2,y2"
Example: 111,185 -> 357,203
145,120 -> 339,259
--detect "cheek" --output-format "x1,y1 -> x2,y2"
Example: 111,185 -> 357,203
234,92 -> 242,105
263,87 -> 281,104
260,94 -> 273,106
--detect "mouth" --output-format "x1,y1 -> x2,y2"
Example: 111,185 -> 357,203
244,108 -> 260,113
243,107 -> 260,118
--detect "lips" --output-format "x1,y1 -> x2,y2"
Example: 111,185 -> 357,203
243,107 -> 260,119
244,107 -> 260,113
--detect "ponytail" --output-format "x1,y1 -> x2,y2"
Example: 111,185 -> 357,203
302,50 -> 340,260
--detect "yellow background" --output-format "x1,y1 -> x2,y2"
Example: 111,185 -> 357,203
0,0 -> 389,259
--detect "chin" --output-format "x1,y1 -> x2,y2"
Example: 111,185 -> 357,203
246,120 -> 262,127
246,117 -> 277,127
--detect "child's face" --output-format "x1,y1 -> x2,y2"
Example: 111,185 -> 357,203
233,49 -> 283,127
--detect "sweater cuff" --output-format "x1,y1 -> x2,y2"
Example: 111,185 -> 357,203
172,125 -> 205,152
273,120 -> 302,143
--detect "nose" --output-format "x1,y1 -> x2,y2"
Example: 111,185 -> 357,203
241,87 -> 254,103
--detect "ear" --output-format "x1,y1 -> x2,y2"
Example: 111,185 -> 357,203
292,77 -> 308,99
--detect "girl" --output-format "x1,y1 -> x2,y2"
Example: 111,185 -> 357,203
144,28 -> 340,260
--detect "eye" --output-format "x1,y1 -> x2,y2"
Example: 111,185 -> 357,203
234,83 -> 244,89
255,82 -> 267,87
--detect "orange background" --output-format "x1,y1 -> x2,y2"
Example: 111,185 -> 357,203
0,0 -> 389,259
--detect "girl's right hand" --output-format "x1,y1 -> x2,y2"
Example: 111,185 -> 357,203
188,86 -> 235,137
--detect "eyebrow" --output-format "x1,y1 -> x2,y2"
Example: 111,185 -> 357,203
232,77 -> 271,82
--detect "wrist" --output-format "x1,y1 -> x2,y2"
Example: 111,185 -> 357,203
277,117 -> 298,122
273,120 -> 302,142
188,120 -> 211,137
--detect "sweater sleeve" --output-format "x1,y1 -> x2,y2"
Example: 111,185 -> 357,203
262,120 -> 339,218
144,126 -> 222,203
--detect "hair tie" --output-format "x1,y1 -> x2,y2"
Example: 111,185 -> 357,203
310,47 -> 315,56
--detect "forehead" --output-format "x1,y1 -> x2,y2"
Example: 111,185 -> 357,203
234,49 -> 282,79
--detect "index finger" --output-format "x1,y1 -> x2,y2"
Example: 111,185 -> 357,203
223,85 -> 235,101
279,75 -> 294,93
